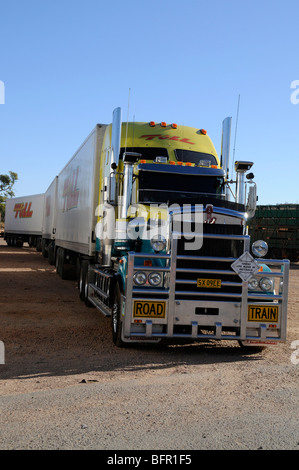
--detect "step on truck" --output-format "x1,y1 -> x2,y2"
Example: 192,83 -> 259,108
4,193 -> 45,250
44,108 -> 289,348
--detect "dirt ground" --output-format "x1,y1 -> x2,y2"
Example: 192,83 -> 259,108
0,239 -> 299,450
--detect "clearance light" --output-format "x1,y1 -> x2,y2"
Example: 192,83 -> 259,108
171,123 -> 178,129
200,129 -> 207,135
211,165 -> 218,168
177,161 -> 183,165
140,160 -> 146,164
149,121 -> 156,127
186,162 -> 192,166
144,260 -> 152,267
170,161 -> 176,165
161,122 -> 167,127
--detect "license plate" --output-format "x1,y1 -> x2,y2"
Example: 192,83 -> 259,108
248,305 -> 279,322
133,301 -> 166,318
197,278 -> 221,288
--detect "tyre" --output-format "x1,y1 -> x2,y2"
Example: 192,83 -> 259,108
111,283 -> 125,347
48,242 -> 55,265
55,247 -> 62,275
41,238 -> 48,258
56,247 -> 67,279
79,259 -> 87,301
36,237 -> 42,252
79,259 -> 93,306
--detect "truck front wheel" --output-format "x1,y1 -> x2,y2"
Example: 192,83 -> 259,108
79,259 -> 88,301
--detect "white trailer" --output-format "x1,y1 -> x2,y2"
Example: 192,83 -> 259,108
4,193 -> 45,249
53,124 -> 107,278
41,176 -> 58,262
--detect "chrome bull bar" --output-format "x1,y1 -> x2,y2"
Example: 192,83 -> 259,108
123,231 -> 289,343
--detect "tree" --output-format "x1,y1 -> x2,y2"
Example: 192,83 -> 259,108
0,171 -> 18,221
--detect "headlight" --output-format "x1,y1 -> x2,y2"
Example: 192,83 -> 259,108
248,277 -> 259,290
150,234 -> 167,252
259,277 -> 273,292
133,271 -> 147,285
252,240 -> 268,258
148,271 -> 162,286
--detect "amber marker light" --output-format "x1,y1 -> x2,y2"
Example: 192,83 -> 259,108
161,122 -> 167,127
200,129 -> 207,135
171,123 -> 178,129
149,121 -> 156,127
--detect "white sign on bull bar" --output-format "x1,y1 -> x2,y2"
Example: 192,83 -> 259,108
231,251 -> 260,282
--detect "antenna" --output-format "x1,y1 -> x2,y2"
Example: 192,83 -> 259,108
132,114 -> 135,150
124,88 -> 131,154
231,94 -> 240,177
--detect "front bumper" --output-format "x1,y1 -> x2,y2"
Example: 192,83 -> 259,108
122,234 -> 289,345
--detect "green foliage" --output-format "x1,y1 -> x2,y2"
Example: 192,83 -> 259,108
0,171 -> 18,221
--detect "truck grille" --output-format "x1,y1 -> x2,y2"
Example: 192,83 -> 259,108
175,224 -> 244,301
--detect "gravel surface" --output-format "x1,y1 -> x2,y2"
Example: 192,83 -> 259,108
0,239 -> 298,450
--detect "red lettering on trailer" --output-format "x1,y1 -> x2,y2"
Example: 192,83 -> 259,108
140,134 -> 195,145
13,202 -> 33,218
63,167 -> 80,212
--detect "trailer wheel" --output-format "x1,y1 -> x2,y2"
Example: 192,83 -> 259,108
111,283 -> 125,347
48,242 -> 55,265
55,247 -> 62,275
56,247 -> 68,279
41,239 -> 48,258
79,260 -> 87,301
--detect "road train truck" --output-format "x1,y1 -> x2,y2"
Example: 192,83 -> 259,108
42,108 -> 289,347
4,193 -> 44,249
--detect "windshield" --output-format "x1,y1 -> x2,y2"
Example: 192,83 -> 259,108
138,170 -> 225,204
175,149 -> 218,166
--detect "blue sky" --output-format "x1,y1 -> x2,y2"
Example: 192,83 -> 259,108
0,0 -> 299,204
